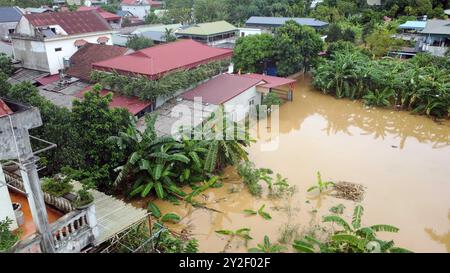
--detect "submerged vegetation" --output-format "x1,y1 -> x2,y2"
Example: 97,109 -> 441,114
313,51 -> 450,118
293,205 -> 412,253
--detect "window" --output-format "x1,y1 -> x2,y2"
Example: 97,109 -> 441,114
241,32 -> 245,37
54,47 -> 62,52
8,29 -> 14,34
248,97 -> 255,106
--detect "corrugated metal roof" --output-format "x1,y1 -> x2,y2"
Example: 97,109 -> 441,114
0,98 -> 13,117
121,0 -> 163,6
398,21 -> 427,30
93,39 -> 232,79
245,16 -> 328,28
0,7 -> 22,23
240,73 -> 296,89
66,43 -> 129,81
421,19 -> 450,35
181,74 -> 262,105
24,11 -> 112,35
131,23 -> 181,34
75,87 -> 152,115
177,21 -> 237,36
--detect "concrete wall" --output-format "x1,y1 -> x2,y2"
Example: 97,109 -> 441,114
15,17 -> 35,36
0,22 -> 18,41
0,167 -> 18,230
223,86 -> 261,122
12,39 -> 49,72
121,5 -> 150,19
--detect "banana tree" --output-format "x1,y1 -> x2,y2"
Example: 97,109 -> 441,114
293,205 -> 412,253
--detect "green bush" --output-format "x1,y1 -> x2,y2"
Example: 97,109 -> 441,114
0,218 -> 20,252
41,177 -> 73,197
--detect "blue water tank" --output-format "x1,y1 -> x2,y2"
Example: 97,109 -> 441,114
265,67 -> 277,76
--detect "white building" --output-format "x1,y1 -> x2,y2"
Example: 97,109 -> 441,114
238,27 -> 262,38
120,0 -> 163,20
181,73 -> 296,122
11,11 -> 113,75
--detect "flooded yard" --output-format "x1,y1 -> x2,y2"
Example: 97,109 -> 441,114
149,75 -> 450,253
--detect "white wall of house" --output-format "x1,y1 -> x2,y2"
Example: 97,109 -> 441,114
13,32 -> 113,74
238,28 -> 262,38
121,5 -> 150,19
44,33 -> 113,74
0,167 -> 18,231
223,85 -> 261,122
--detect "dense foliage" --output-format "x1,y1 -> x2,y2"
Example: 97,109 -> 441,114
0,81 -> 132,190
125,35 -> 154,51
233,21 -> 323,76
293,205 -> 412,253
108,110 -> 251,200
90,59 -> 230,101
312,51 -> 450,118
0,218 -> 19,252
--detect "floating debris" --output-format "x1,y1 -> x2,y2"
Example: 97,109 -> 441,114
330,181 -> 366,202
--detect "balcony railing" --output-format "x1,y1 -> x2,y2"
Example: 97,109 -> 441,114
4,169 -> 98,253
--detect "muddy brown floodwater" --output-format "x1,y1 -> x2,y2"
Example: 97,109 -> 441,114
142,75 -> 450,253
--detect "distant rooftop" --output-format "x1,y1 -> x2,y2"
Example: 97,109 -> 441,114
77,6 -> 121,21
0,6 -> 22,23
420,19 -> 450,35
24,11 -> 112,35
121,0 -> 163,7
245,16 -> 328,28
177,21 -> 237,36
398,21 -> 427,30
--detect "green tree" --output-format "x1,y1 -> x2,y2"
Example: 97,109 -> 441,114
71,84 -> 131,168
233,34 -> 276,74
126,35 -> 154,50
144,11 -> 160,24
365,28 -> 403,58
325,24 -> 343,43
193,0 -> 229,23
274,21 -> 324,75
0,53 -> 13,76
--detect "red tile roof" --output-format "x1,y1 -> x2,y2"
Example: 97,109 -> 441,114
66,43 -> 129,81
77,6 -> 121,21
239,73 -> 296,89
75,86 -> 152,115
181,74 -> 263,105
24,11 -> 111,35
0,99 -> 13,117
121,0 -> 163,7
93,40 -> 233,80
